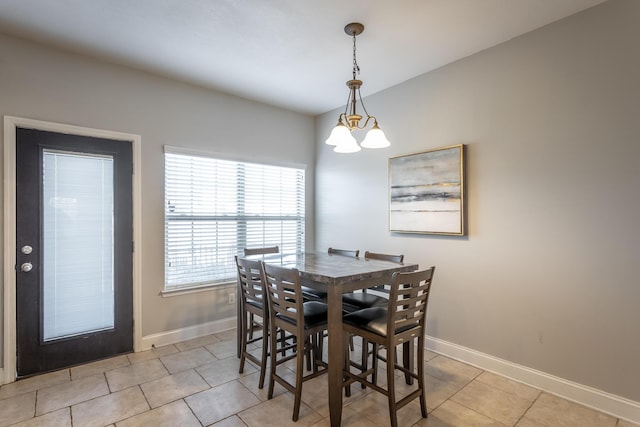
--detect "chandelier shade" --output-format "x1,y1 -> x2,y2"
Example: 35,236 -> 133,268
326,23 -> 390,153
361,121 -> 391,149
324,121 -> 352,146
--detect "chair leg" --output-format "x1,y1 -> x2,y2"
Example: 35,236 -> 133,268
403,340 -> 414,385
311,334 -> 319,373
417,336 -> 428,418
387,343 -> 399,427
292,333 -> 306,421
279,329 -> 287,356
239,310 -> 248,374
372,343 -> 379,386
258,313 -> 269,389
267,325 -> 278,400
343,332 -> 352,397
315,332 -> 325,372
359,339 -> 368,389
305,336 -> 312,372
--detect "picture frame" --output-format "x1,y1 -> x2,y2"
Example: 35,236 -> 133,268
389,144 -> 465,235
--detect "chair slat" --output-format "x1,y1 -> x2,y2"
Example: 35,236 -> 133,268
328,247 -> 360,258
244,246 -> 280,256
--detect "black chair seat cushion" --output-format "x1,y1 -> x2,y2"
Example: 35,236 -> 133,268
276,301 -> 328,329
342,292 -> 387,310
343,307 -> 388,336
301,285 -> 327,301
245,299 -> 263,309
343,307 -> 417,337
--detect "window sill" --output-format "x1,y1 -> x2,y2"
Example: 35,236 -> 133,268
160,281 -> 236,298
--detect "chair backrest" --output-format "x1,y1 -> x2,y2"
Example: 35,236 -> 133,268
387,267 -> 435,336
364,251 -> 405,293
244,246 -> 280,256
364,251 -> 404,263
261,263 -> 305,331
235,256 -> 266,309
328,247 -> 360,258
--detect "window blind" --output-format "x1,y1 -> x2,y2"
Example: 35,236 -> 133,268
164,150 -> 305,290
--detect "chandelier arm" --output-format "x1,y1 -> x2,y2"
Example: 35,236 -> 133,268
356,87 -> 374,122
342,87 -> 353,120
358,116 -> 375,130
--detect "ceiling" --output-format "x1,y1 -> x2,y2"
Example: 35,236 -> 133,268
0,0 -> 607,116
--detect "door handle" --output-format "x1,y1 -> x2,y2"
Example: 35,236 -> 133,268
20,262 -> 33,273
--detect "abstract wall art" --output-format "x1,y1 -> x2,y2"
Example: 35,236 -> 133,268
389,144 -> 465,235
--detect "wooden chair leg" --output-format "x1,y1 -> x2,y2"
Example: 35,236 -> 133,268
316,332 -> 324,371
267,325 -> 278,399
359,339 -> 369,388
343,333 -> 352,397
417,336 -> 428,418
238,310 -> 248,374
248,313 -> 255,340
372,343 -> 379,386
258,313 -> 269,389
279,330 -> 287,356
305,336 -> 312,372
311,334 -> 319,373
292,333 -> 306,421
387,343 -> 399,427
403,340 -> 414,385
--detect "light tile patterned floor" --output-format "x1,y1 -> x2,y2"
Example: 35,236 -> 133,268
0,329 -> 637,427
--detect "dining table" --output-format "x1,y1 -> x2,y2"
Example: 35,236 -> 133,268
237,252 -> 418,427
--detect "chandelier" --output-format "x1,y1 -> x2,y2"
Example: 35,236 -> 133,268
325,23 -> 391,153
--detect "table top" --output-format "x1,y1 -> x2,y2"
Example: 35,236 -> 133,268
246,252 -> 418,286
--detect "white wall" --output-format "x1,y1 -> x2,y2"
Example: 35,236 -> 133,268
316,0 -> 639,406
0,32 -> 315,362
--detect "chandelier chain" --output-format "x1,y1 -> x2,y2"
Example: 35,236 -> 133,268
352,33 -> 360,79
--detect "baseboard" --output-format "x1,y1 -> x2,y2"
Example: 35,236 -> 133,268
140,317 -> 236,351
425,335 -> 640,425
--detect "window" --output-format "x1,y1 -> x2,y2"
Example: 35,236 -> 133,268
164,148 -> 305,291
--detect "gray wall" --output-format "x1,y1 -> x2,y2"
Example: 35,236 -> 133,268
0,32 -> 315,363
316,0 -> 639,402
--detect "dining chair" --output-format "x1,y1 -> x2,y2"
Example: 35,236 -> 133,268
342,267 -> 436,427
301,247 -> 360,302
341,251 -> 406,382
342,251 -> 405,311
235,256 -> 270,389
242,246 -> 280,342
261,263 -> 329,421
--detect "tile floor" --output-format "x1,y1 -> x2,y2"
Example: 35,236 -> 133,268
0,328 -> 637,427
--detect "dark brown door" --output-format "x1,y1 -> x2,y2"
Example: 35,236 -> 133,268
16,128 -> 133,377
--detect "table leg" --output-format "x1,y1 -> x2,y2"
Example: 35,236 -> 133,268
327,285 -> 343,427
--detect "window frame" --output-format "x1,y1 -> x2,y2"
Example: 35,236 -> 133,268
163,146 -> 306,293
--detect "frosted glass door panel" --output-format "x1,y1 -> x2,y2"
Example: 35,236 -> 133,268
43,150 -> 115,341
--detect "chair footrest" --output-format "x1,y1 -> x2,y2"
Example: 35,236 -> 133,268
343,369 -> 387,396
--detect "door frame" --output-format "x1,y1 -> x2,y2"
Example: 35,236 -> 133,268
3,116 -> 143,384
